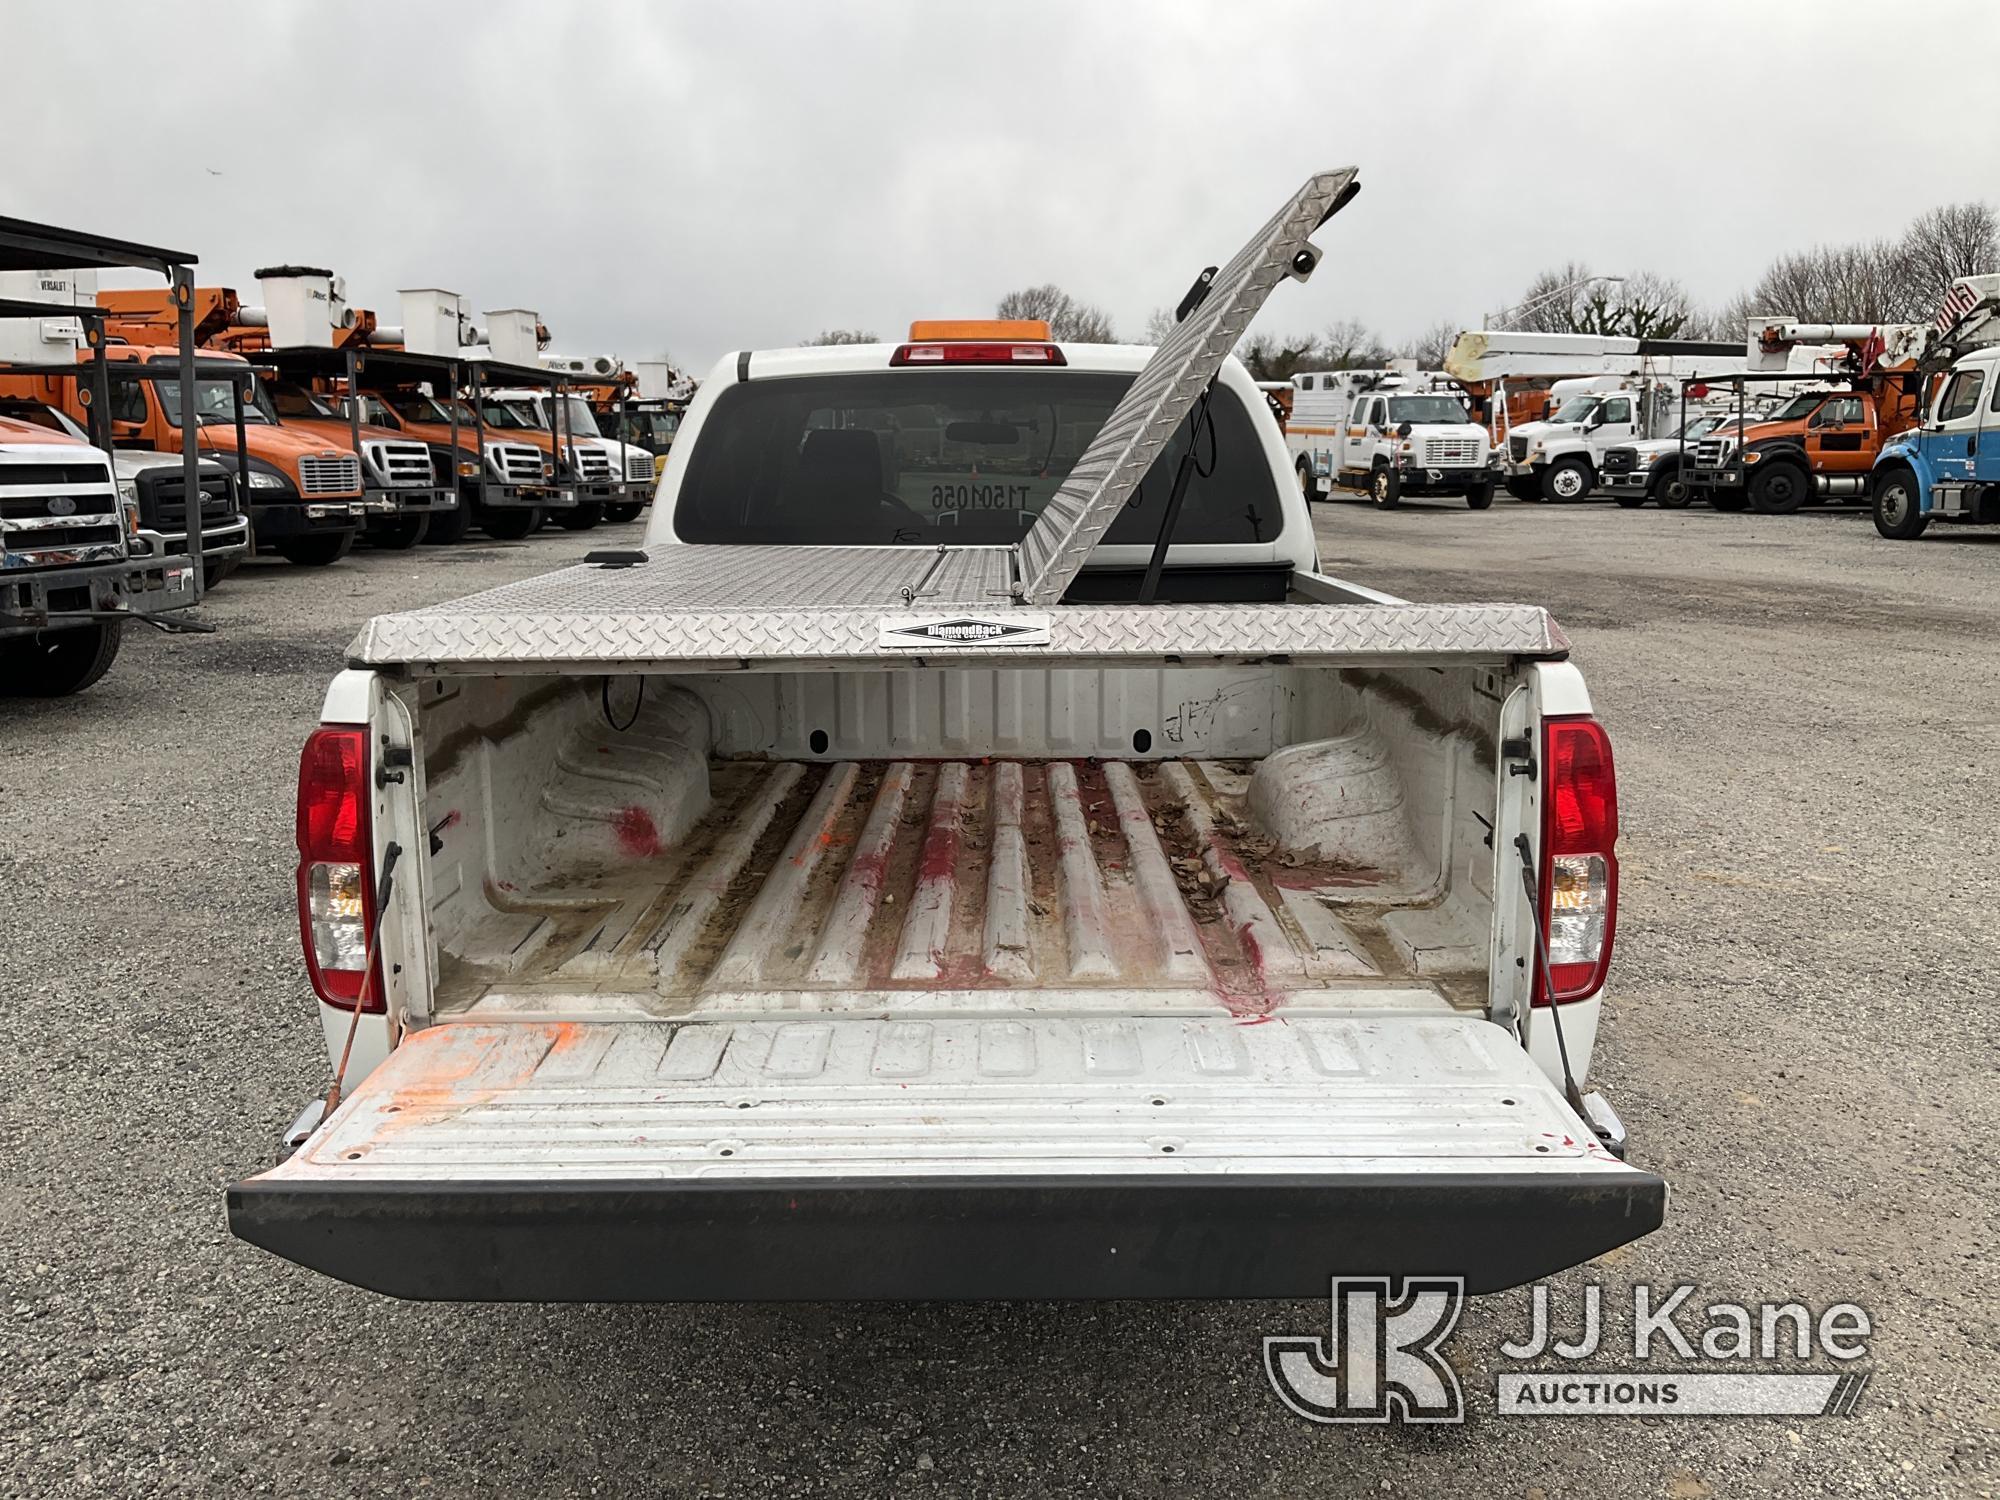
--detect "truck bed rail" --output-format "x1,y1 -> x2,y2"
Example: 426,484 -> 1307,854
346,545 -> 1568,670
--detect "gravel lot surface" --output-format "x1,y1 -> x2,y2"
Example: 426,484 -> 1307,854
2,504 -> 1994,1498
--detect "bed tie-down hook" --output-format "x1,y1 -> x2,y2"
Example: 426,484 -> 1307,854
898,544 -> 952,605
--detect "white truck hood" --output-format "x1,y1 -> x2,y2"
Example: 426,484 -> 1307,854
1508,421 -> 1583,446
1407,421 -> 1489,443
111,451 -> 224,479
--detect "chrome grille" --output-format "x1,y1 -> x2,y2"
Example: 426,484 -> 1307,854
297,455 -> 362,496
368,440 -> 434,489
491,444 -> 545,483
1420,436 -> 1483,466
1693,437 -> 1734,467
1508,436 -> 1529,463
143,471 -> 239,533
0,458 -> 122,564
569,446 -> 614,481
624,450 -> 652,482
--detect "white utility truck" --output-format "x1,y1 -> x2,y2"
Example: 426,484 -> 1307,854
1443,331 -> 1745,501
1287,367 -> 1496,508
485,385 -> 652,529
229,171 -> 1664,1301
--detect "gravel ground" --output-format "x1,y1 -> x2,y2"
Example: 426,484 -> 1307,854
1,505 -> 1994,1498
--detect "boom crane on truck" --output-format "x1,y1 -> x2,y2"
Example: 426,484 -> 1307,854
1680,314 -> 1931,515
1868,275 -> 2000,538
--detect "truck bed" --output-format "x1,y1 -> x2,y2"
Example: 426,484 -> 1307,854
439,754 -> 1485,1019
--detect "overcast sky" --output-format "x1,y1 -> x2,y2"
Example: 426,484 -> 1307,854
12,0 -> 1999,377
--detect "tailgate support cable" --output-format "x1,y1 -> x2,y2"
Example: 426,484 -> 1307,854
1512,833 -> 1586,1116
322,839 -> 403,1120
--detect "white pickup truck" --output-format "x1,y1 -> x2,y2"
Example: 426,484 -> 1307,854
229,171 -> 1663,1301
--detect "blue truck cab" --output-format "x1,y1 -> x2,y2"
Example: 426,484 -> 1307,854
1872,345 -> 2000,539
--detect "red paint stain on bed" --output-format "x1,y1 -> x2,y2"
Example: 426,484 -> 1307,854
615,806 -> 661,858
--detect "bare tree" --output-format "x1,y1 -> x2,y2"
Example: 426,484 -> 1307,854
801,329 -> 879,345
1142,306 -> 1177,346
1612,272 -> 1696,339
1689,288 -> 1764,341
1746,241 -> 1903,324
1057,300 -> 1117,343
1234,319 -> 1390,382
1502,264 -> 1696,338
994,284 -> 1118,343
1317,316 -> 1390,369
1235,331 -> 1318,382
1892,201 -> 1998,318
1500,261 -> 1598,333
1399,319 -> 1462,370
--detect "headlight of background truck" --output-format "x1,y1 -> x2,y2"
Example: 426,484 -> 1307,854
248,470 -> 289,489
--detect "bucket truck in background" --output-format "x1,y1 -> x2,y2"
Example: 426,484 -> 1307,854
1681,314 -> 1934,515
1869,275 -> 2000,538
1442,331 -> 1745,501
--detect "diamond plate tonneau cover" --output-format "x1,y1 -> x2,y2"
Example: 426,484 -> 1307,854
348,547 -> 1567,668
249,1016 -> 1637,1183
1014,167 -> 1360,605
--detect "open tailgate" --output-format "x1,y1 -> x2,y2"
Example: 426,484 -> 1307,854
230,1017 -> 1663,1300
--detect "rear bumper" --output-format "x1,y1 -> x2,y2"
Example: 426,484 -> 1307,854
228,1167 -> 1665,1302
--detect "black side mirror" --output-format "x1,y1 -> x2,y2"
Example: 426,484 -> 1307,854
1396,421 -> 1413,438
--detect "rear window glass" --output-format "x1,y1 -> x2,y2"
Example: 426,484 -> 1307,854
673,370 -> 1283,548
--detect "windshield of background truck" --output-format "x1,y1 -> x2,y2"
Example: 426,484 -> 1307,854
145,372 -> 276,426
674,369 -> 1282,548
391,395 -> 472,427
619,411 -> 679,444
267,382 -> 340,420
1765,393 -> 1828,423
1384,396 -> 1468,425
480,400 -> 539,430
1552,396 -> 1600,423
542,396 -> 602,438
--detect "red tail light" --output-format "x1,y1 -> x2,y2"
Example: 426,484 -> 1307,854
889,342 -> 1067,367
295,725 -> 383,1012
1535,715 -> 1618,1006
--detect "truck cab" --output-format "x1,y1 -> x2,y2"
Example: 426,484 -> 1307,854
1500,383 -> 1644,501
597,399 -> 685,492
0,397 -> 248,586
1871,348 -> 2000,538
12,346 -> 367,566
1288,370 -> 1495,510
1599,411 -> 1748,508
1689,384 -> 1914,515
337,391 -> 572,542
264,379 -> 453,549
484,388 -> 651,529
0,413 -> 196,694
